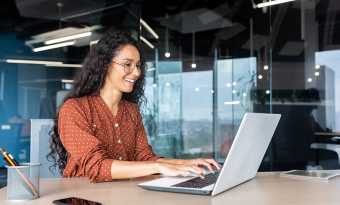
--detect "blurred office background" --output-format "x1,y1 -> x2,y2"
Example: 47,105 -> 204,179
0,0 -> 340,187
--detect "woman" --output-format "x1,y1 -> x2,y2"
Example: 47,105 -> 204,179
48,32 -> 221,183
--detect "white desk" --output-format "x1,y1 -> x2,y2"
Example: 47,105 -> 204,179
1,171 -> 340,204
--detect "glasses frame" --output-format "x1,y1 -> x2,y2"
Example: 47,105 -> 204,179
111,60 -> 143,74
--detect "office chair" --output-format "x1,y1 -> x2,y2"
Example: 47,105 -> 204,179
0,123 -> 25,167
310,143 -> 340,167
30,119 -> 61,178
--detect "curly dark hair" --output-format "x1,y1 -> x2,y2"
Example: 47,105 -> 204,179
47,31 -> 148,175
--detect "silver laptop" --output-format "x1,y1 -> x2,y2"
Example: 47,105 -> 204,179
138,113 -> 281,196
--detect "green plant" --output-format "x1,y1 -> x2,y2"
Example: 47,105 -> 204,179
288,94 -> 296,102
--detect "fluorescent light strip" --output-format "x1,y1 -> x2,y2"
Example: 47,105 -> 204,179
140,36 -> 154,49
46,64 -> 82,67
90,40 -> 99,45
61,79 -> 74,83
147,68 -> 155,72
46,32 -> 91,45
33,41 -> 74,52
224,101 -> 240,105
257,0 -> 295,8
140,19 -> 159,39
6,59 -> 63,65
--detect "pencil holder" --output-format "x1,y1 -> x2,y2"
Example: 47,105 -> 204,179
6,163 -> 42,201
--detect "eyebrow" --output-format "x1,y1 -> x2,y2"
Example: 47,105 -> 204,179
122,58 -> 141,63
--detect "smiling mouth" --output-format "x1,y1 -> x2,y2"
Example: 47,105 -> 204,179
124,78 -> 135,83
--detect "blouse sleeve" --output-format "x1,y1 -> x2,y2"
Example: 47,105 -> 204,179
132,107 -> 162,162
59,100 -> 113,183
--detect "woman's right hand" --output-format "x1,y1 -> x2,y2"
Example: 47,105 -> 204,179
156,162 -> 207,179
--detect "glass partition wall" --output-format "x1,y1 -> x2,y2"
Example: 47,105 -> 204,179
141,0 -> 270,169
0,0 -> 340,177
141,0 -> 340,171
0,0 -> 140,168
269,0 -> 340,171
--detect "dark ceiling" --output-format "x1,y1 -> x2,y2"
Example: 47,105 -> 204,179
0,0 -> 338,65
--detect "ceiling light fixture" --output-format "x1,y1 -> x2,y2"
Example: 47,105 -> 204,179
266,90 -> 270,94
224,101 -> 240,105
147,68 -> 156,72
258,75 -> 263,79
61,79 -> 74,83
264,65 -> 268,70
192,31 -> 196,68
315,72 -> 319,76
315,65 -> 320,69
90,40 -> 99,45
140,36 -> 154,49
45,64 -> 82,67
307,78 -> 312,82
33,41 -> 74,52
5,59 -> 63,65
140,19 -> 159,39
256,0 -> 295,8
165,28 -> 170,58
45,32 -> 91,45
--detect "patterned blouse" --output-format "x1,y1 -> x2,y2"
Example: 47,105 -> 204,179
58,94 -> 160,183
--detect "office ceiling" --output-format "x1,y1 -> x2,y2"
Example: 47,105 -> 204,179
0,0 -> 338,63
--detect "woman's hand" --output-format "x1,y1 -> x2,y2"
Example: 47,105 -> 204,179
176,158 -> 222,174
156,162 -> 207,179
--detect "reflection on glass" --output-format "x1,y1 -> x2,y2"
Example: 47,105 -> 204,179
1,0 -> 340,173
0,0 -> 140,167
270,0 -> 340,171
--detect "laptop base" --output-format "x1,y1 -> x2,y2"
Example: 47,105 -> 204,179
138,185 -> 212,195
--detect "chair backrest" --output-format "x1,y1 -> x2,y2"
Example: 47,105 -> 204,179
30,119 -> 61,178
0,123 -> 24,167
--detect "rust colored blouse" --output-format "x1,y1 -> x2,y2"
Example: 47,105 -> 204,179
58,94 -> 160,183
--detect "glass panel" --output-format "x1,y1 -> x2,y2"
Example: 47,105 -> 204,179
141,1 -> 266,165
0,0 -> 92,166
3,0 -> 338,175
270,0 -> 340,171
0,0 -> 140,168
217,57 -> 257,162
90,0 -> 140,42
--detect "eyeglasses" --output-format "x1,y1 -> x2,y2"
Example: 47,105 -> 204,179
112,59 -> 143,74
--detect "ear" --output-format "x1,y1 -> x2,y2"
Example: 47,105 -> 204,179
107,63 -> 113,73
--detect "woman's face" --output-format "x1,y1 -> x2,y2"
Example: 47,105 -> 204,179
105,45 -> 141,93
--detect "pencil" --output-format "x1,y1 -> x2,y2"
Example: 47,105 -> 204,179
1,148 -> 38,196
1,148 -> 15,166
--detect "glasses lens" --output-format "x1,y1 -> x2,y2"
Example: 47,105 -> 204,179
123,60 -> 144,74
123,60 -> 134,74
137,63 -> 145,74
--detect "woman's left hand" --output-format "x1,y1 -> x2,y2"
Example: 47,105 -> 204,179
177,158 -> 222,174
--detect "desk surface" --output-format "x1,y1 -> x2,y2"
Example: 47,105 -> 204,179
1,171 -> 340,205
315,132 -> 340,136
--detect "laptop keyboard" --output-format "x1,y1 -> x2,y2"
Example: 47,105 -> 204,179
171,172 -> 220,189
